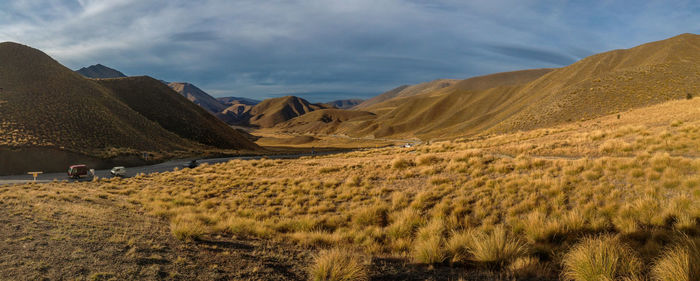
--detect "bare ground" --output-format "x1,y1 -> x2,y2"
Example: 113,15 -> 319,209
0,184 -> 549,281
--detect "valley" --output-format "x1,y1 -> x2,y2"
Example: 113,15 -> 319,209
1,29 -> 699,281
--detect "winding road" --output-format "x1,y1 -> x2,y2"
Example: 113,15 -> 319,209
0,150 -> 348,185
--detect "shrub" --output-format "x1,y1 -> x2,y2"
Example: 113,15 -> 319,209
413,236 -> 446,264
467,226 -> 526,266
562,235 -> 642,281
391,158 -> 414,169
651,236 -> 700,281
170,214 -> 205,241
416,155 -> 441,166
308,248 -> 368,281
446,229 -> 476,262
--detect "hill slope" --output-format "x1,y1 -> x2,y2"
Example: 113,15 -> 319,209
168,82 -> 228,114
218,96 -> 260,106
324,99 -> 364,109
97,77 -> 259,150
76,64 -> 127,78
354,79 -> 457,109
0,42 -> 259,174
281,34 -> 699,140
247,96 -> 330,128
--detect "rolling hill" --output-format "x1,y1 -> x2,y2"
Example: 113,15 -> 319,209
324,99 -> 364,109
218,96 -> 260,106
277,33 -> 700,140
97,77 -> 259,150
274,109 -> 375,135
247,96 -> 331,128
76,64 -> 127,78
0,42 -> 259,174
168,82 -> 228,114
354,79 -> 458,110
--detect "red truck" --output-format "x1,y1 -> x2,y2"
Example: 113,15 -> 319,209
67,164 -> 89,179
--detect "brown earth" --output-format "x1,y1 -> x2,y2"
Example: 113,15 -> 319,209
0,183 -> 542,281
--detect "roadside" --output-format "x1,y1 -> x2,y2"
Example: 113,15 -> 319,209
0,150 -> 352,186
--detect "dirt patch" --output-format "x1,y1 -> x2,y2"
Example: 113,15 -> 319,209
0,184 -> 310,280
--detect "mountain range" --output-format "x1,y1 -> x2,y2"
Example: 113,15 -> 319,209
0,42 -> 258,174
271,33 -> 700,140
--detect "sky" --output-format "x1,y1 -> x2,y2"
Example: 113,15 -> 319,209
0,1 -> 698,102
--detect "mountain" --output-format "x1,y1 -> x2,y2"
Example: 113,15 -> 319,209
76,64 -> 127,78
274,109 -> 375,135
167,82 -> 228,114
218,96 -> 260,106
247,96 -> 331,128
277,33 -> 700,140
97,77 -> 258,150
354,79 -> 458,109
0,42 -> 259,174
324,99 -> 364,109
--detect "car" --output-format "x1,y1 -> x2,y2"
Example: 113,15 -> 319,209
67,164 -> 88,179
185,160 -> 199,169
110,166 -> 126,177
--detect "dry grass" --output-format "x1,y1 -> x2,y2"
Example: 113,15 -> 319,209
651,235 -> 700,281
308,248 -> 368,281
6,96 -> 700,279
562,235 -> 642,281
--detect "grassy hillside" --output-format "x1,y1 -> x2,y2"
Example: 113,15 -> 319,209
274,109 -> 376,135
247,96 -> 330,128
8,96 -> 699,279
277,34 -> 699,140
355,79 -> 458,110
490,33 -> 700,134
97,77 -> 259,151
0,42 -> 259,164
324,99 -> 364,109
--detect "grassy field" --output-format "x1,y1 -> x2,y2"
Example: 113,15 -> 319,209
3,98 -> 700,280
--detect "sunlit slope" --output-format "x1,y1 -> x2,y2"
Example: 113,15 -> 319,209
354,79 -> 458,110
97,77 -> 260,150
248,96 -> 331,128
490,33 -> 700,134
329,34 -> 700,139
274,109 -> 376,135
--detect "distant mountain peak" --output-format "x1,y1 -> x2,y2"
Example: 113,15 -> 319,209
76,64 -> 127,79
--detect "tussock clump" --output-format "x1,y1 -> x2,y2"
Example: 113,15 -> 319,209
466,226 -> 525,267
416,155 -> 442,166
170,214 -> 205,241
308,248 -> 368,281
391,157 -> 414,169
562,235 -> 642,281
651,236 -> 700,281
413,236 -> 446,264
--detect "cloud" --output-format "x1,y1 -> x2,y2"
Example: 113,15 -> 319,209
0,0 -> 698,102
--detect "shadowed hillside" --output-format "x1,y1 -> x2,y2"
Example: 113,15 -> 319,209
0,42 -> 259,174
247,96 -> 331,128
168,82 -> 228,114
76,64 -> 126,78
97,77 -> 259,150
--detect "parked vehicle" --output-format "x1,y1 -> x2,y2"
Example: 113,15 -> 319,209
185,160 -> 199,169
67,164 -> 88,179
110,166 -> 126,177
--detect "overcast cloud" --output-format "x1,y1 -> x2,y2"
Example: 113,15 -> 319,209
0,0 -> 698,101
